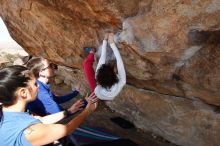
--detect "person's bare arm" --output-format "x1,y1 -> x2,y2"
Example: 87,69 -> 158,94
33,112 -> 65,124
34,99 -> 84,124
25,100 -> 96,146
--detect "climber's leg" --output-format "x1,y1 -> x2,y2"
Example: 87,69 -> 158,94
83,49 -> 96,92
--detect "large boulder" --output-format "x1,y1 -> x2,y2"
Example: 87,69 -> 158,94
1,0 -> 220,145
107,85 -> 220,146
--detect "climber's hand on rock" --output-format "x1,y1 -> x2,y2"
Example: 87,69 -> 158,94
104,33 -> 108,40
108,33 -> 114,44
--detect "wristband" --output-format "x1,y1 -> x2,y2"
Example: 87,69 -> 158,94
81,99 -> 88,108
64,109 -> 72,117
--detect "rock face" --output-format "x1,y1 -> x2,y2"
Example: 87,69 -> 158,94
108,85 -> 220,146
1,0 -> 220,146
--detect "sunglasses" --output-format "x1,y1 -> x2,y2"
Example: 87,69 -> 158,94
41,63 -> 58,71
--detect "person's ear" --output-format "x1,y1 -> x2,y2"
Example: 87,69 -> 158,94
39,69 -> 44,77
17,88 -> 28,100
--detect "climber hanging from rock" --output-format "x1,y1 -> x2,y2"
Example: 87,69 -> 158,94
83,32 -> 126,100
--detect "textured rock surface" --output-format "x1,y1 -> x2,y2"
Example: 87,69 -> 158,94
1,0 -> 220,146
107,85 -> 220,146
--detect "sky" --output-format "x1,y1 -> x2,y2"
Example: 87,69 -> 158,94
0,17 -> 23,49
0,17 -> 13,42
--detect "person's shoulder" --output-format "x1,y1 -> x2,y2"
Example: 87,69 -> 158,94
4,112 -> 40,125
37,89 -> 50,99
94,86 -> 100,93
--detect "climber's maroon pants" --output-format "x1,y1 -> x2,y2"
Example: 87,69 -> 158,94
83,53 -> 96,92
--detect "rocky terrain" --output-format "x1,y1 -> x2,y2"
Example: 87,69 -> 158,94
1,0 -> 220,146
